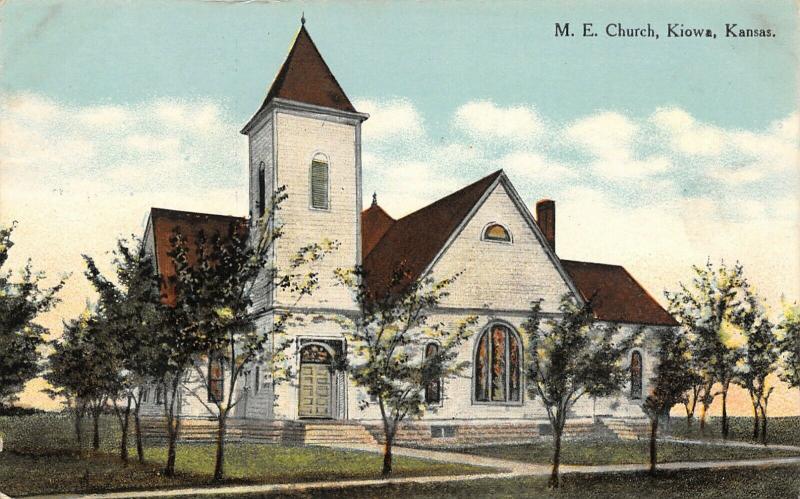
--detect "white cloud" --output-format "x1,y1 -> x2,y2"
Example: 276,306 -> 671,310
454,100 -> 544,142
354,98 -> 424,142
498,151 -> 576,181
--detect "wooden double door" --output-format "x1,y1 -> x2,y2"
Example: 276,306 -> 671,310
299,363 -> 332,418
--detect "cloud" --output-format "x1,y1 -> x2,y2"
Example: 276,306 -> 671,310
454,100 -> 544,142
354,98 -> 424,142
498,151 -> 577,181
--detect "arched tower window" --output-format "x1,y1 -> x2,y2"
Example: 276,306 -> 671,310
474,324 -> 521,403
424,342 -> 442,405
257,161 -> 266,218
482,223 -> 511,243
310,153 -> 329,210
630,350 -> 642,400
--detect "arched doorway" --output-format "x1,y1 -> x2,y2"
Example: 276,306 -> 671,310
299,343 -> 334,419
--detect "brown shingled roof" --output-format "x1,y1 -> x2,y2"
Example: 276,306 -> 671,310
251,25 -> 356,120
560,260 -> 677,326
361,203 -> 395,257
363,170 -> 503,296
147,208 -> 247,306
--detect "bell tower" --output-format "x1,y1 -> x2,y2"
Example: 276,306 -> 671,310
241,21 -> 369,312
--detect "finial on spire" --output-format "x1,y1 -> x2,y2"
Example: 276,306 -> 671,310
301,12 -> 306,26
371,192 -> 377,206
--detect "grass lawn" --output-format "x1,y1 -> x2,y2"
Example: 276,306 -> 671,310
440,439 -> 799,465
217,464 -> 800,499
665,416 -> 800,446
0,414 -> 484,497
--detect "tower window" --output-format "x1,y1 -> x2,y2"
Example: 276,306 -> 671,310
310,154 -> 329,210
257,161 -> 266,218
482,223 -> 511,243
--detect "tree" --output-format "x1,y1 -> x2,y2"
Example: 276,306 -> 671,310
643,328 -> 696,474
732,286 -> 779,443
0,222 -> 66,407
522,295 -> 636,488
46,308 -> 118,451
666,260 -> 747,439
167,187 -> 333,481
83,237 -> 165,463
335,264 -> 476,477
777,300 -> 800,390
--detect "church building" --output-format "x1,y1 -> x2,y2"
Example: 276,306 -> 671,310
139,22 -> 677,444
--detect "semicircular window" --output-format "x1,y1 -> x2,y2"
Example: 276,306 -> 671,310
483,223 -> 511,243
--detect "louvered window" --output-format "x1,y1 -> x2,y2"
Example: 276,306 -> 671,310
310,157 -> 329,210
257,162 -> 266,218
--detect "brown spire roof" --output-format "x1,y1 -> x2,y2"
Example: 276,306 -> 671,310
560,260 -> 677,326
361,202 -> 395,257
255,25 -> 356,116
363,170 -> 503,296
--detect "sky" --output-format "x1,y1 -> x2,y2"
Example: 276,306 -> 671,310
1,0 -> 798,414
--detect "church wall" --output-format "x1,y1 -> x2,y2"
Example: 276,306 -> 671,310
429,182 -> 574,315
248,116 -> 276,313
272,111 -> 360,312
344,314 -> 655,423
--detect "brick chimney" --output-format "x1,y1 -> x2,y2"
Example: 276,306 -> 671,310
536,199 -> 555,252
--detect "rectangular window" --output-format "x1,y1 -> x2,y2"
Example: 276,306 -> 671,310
208,357 -> 224,403
431,425 -> 456,438
141,387 -> 148,403
155,385 -> 163,405
258,165 -> 266,217
310,160 -> 329,210
254,365 -> 261,394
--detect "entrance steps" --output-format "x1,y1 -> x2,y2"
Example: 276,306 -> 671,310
601,418 -> 651,440
302,422 -> 377,445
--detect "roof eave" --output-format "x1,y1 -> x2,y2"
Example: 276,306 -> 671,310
241,97 -> 369,135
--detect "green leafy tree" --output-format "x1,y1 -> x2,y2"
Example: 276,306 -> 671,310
732,286 -> 779,443
335,264 -> 476,477
168,188 -> 333,481
643,328 -> 696,474
47,308 -> 118,451
665,260 -> 747,439
0,222 -> 66,407
522,295 -> 636,488
83,236 -> 165,463
777,300 -> 800,390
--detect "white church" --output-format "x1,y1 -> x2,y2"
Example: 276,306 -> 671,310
139,22 -> 677,445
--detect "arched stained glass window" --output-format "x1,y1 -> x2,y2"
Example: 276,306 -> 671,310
630,351 -> 642,400
474,324 -> 521,403
483,223 -> 511,242
424,343 -> 442,404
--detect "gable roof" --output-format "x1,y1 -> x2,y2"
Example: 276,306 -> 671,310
362,170 -> 503,295
361,202 -> 395,257
560,260 -> 677,326
146,207 -> 247,306
251,25 -> 356,122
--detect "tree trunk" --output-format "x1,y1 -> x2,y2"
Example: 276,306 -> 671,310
760,405 -> 768,445
92,408 -> 101,450
382,422 -> 395,478
213,413 -> 227,481
550,427 -> 563,488
120,404 -> 130,463
164,379 -> 181,477
74,405 -> 84,450
649,417 -> 659,474
752,402 -> 760,441
134,407 -> 144,464
721,385 -> 729,440
699,401 -> 708,434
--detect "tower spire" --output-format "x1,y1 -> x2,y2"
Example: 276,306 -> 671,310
371,192 -> 377,206
301,12 -> 306,26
